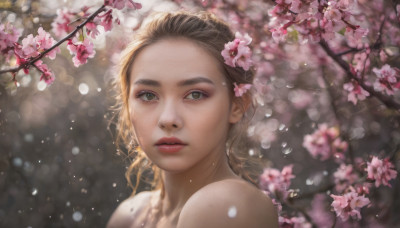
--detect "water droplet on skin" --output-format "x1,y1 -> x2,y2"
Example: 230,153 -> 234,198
281,142 -> 287,148
70,127 -> 73,130
227,206 -> 237,218
31,188 -> 38,196
189,179 -> 192,183
72,211 -> 83,222
112,183 -> 117,187
97,88 -> 102,92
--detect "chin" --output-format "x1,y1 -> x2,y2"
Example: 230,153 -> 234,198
155,160 -> 193,174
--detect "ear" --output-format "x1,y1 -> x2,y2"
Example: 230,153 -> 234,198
229,96 -> 250,124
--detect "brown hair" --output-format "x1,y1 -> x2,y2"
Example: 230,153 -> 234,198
113,10 -> 259,196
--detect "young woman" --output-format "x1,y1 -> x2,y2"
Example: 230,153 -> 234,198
107,11 -> 278,228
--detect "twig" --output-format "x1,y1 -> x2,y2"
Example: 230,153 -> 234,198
0,5 -> 106,75
318,40 -> 400,111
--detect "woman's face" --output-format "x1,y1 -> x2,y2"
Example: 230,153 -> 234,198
128,38 -> 242,173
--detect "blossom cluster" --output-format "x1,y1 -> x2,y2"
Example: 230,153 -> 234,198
221,32 -> 253,71
268,0 -> 368,45
366,156 -> 398,187
302,124 -> 348,161
330,188 -> 370,222
11,27 -> 61,84
343,80 -> 370,105
372,64 -> 400,96
0,0 -> 141,85
259,165 -> 295,199
0,23 -> 21,58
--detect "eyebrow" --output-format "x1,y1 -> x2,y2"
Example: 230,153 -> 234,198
134,76 -> 215,87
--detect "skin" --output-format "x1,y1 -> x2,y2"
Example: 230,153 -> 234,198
107,38 -> 278,228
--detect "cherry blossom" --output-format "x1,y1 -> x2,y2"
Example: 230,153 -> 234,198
259,165 -> 294,198
333,164 -> 358,192
366,156 -> 397,187
104,0 -> 142,10
343,80 -> 370,105
233,83 -> 252,97
51,8 -> 76,38
67,38 -> 96,67
330,189 -> 370,222
35,60 -> 55,85
99,9 -> 114,32
302,124 -> 348,161
221,32 -> 253,71
0,23 -> 20,53
372,64 -> 400,96
279,215 -> 312,228
36,27 -> 60,60
17,27 -> 60,60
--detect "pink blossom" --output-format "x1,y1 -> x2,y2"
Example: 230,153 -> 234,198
259,165 -> 295,198
67,38 -> 96,67
221,32 -> 253,70
99,9 -> 114,32
366,156 -> 397,187
270,27 -> 288,42
372,64 -> 400,95
333,164 -> 358,192
21,34 -> 38,58
302,124 -> 348,161
51,8 -> 75,38
324,4 -> 342,22
289,0 -> 302,14
233,83 -> 252,97
104,0 -> 142,10
35,60 -> 55,85
345,26 -> 369,46
279,216 -> 312,228
343,80 -> 370,105
0,23 -> 20,52
36,27 -> 60,59
331,190 -> 370,221
85,21 -> 100,39
17,27 -> 60,60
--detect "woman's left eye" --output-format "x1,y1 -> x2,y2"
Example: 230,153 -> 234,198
185,91 -> 207,100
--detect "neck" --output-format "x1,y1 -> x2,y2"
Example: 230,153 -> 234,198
159,150 -> 238,215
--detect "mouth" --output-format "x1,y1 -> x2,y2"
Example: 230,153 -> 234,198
155,137 -> 187,154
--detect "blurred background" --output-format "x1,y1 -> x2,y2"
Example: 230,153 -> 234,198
1,0 -> 399,227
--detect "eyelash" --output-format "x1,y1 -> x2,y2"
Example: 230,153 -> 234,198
135,90 -> 209,102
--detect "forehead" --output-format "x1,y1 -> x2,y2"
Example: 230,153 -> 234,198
129,38 -> 226,84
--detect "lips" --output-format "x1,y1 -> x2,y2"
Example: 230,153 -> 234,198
155,137 -> 187,154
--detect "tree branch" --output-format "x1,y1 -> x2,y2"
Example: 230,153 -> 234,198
0,4 -> 106,76
318,40 -> 400,111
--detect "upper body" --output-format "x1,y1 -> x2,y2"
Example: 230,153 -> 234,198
107,178 -> 278,228
107,11 -> 279,228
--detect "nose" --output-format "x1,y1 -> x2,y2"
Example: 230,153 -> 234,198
158,100 -> 183,131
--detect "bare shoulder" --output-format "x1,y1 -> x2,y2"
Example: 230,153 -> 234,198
177,179 -> 278,228
106,191 -> 154,228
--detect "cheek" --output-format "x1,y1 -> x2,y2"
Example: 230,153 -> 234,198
129,102 -> 154,145
189,97 -> 231,139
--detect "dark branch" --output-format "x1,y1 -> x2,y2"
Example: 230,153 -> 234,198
0,5 -> 106,76
318,40 -> 400,111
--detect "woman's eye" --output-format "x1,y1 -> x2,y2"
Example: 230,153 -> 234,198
185,91 -> 205,100
138,92 -> 157,101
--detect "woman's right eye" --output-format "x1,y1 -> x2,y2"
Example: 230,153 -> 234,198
137,92 -> 158,101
